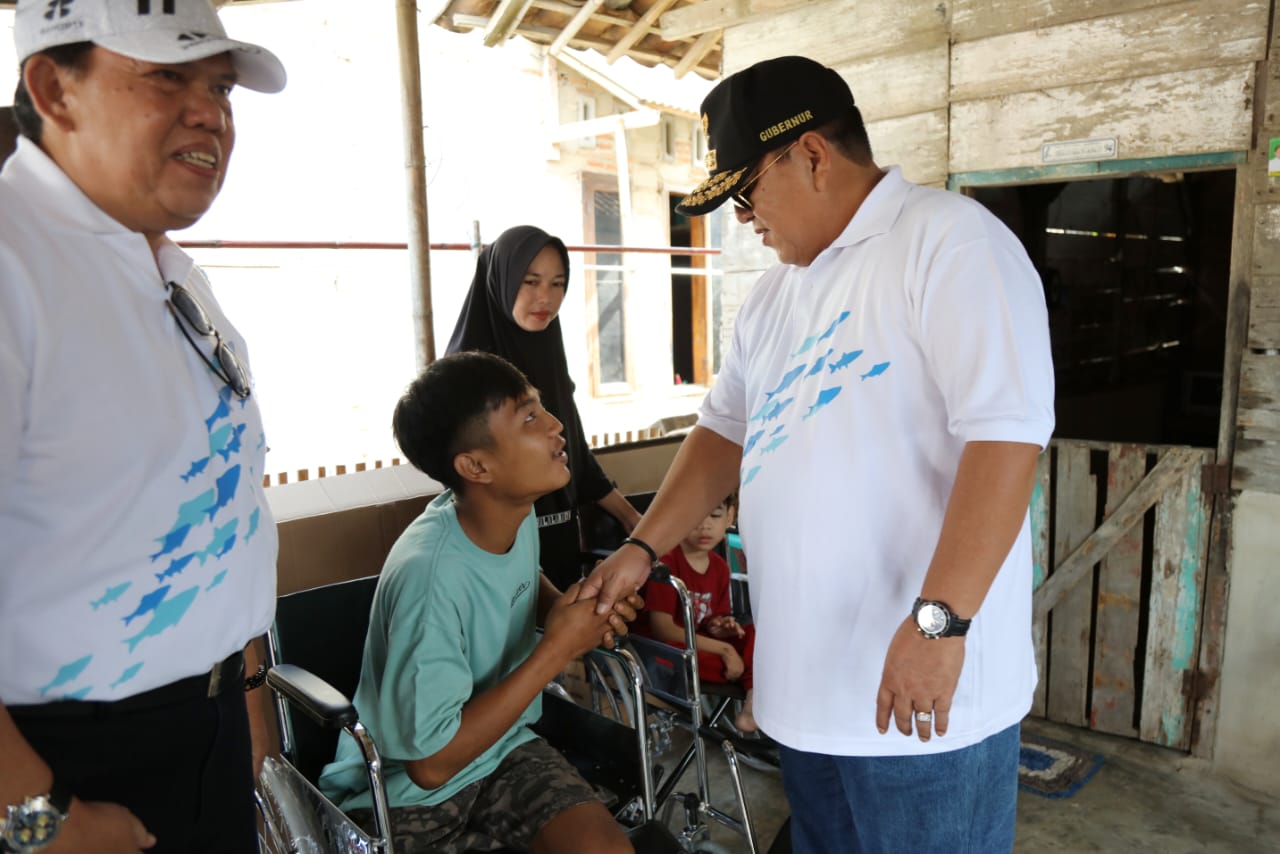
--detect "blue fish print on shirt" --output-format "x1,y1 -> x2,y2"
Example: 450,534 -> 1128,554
763,397 -> 794,422
209,465 -> 241,520
243,507 -> 261,543
123,586 -> 200,653
150,524 -> 192,561
827,350 -> 864,373
198,519 -> 239,564
742,466 -> 761,486
169,490 -> 215,533
765,364 -> 807,400
90,581 -> 132,610
805,387 -> 843,419
743,430 -> 766,456
180,457 -> 210,483
206,570 -> 229,591
256,432 -> 266,451
761,435 -> 789,454
791,336 -> 819,357
110,662 -> 144,689
62,686 -> 93,700
40,655 -> 92,695
208,424 -> 234,460
860,361 -> 891,381
204,388 -> 232,432
806,349 -> 835,377
770,424 -> 786,437
122,586 -> 171,627
817,311 -> 851,343
155,553 -> 196,584
221,423 -> 248,461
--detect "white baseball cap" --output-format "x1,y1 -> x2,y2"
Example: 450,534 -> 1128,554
15,0 -> 286,94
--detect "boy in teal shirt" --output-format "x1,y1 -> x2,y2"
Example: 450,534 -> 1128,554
319,352 -> 635,853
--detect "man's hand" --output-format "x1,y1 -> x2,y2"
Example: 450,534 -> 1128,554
544,582 -> 614,660
718,646 -> 745,681
705,615 -> 745,640
47,799 -> 155,853
874,618 -> 965,742
600,592 -> 645,648
580,546 -> 652,616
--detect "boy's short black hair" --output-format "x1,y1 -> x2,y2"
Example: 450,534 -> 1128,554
722,491 -> 739,513
392,351 -> 531,492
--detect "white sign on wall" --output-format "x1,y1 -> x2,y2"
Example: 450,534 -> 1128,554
1041,137 -> 1118,165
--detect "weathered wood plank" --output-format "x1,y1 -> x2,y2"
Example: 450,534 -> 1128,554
1141,451 -> 1212,748
721,0 -> 947,74
1030,450 -> 1052,717
1248,277 -> 1280,350
951,0 -> 1267,102
1034,447 -> 1203,621
833,46 -> 949,122
1238,351 -> 1280,416
867,109 -> 948,187
1238,408 -> 1280,441
950,0 -> 1175,43
1047,446 -> 1095,728
1090,446 -> 1146,737
950,64 -> 1255,174
1253,205 -> 1280,275
1233,438 -> 1280,493
659,0 -> 810,41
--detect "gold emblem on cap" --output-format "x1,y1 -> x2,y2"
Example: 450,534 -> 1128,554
682,166 -> 748,207
705,149 -> 717,171
701,113 -> 709,134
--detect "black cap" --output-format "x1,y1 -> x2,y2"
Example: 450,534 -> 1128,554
677,56 -> 855,216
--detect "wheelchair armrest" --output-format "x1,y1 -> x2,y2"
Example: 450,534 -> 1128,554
266,663 -> 359,730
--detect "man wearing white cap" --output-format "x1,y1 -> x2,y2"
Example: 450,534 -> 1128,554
0,2 -> 286,852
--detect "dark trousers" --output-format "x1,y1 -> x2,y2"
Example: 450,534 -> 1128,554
10,687 -> 258,854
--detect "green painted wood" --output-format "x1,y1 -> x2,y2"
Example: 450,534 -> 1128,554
1047,445 -> 1096,728
1141,448 -> 1214,750
947,150 -> 1247,190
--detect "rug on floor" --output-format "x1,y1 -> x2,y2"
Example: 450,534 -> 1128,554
1018,733 -> 1104,798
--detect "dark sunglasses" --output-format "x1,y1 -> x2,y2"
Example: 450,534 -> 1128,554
731,140 -> 799,211
167,282 -> 251,400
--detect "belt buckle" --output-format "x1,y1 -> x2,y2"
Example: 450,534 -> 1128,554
207,660 -> 223,698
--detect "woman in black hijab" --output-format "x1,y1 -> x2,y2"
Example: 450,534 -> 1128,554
446,225 -> 641,590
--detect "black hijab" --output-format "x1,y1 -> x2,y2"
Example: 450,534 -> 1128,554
445,226 -> 613,578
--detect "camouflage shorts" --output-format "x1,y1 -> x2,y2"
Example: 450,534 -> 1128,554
348,738 -> 602,853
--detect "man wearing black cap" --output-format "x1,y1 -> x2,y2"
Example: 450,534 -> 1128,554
584,56 -> 1055,851
0,2 -> 286,852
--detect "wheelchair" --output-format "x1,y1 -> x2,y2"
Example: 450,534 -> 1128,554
619,565 -> 785,854
254,574 -> 680,853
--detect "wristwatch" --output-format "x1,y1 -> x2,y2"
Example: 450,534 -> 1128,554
912,597 -> 971,639
0,780 -> 72,854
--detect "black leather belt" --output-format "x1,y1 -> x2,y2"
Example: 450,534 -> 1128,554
8,651 -> 244,719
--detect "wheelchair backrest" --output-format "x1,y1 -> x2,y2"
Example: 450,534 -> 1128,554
272,575 -> 379,784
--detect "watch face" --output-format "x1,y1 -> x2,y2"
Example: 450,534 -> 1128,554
916,602 -> 949,636
3,799 -> 63,851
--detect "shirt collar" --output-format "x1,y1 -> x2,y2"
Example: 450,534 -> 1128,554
4,137 -> 141,237
824,165 -> 910,255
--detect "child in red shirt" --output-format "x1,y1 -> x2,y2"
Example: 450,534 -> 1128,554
642,493 -> 757,733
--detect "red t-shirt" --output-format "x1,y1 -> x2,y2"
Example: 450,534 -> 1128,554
645,546 -> 731,631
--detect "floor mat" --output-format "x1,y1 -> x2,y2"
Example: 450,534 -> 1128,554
1018,733 -> 1104,798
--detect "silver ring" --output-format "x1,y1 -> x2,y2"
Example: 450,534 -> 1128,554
915,710 -> 933,722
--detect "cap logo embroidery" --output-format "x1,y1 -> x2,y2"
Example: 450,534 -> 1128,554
705,149 -> 717,171
178,31 -> 211,42
137,0 -> 177,14
44,0 -> 74,20
759,109 -> 814,143
701,113 -> 709,134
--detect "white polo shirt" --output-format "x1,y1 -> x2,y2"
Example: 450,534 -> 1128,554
700,167 -> 1055,756
0,139 -> 278,705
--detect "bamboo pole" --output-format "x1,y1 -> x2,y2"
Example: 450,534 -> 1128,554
395,0 -> 436,366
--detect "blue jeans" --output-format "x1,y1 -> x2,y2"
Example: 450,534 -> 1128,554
779,723 -> 1020,854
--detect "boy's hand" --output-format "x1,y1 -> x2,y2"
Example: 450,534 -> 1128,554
600,592 -> 645,648
545,582 -> 613,660
705,616 -> 744,639
719,646 -> 745,681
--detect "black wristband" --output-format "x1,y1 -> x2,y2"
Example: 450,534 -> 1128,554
621,536 -> 659,564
